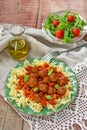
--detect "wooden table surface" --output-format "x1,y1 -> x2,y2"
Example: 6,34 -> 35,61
0,1 -> 87,130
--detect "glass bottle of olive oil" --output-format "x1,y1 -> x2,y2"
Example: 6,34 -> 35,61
8,25 -> 30,61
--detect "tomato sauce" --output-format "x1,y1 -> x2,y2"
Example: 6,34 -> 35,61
16,62 -> 69,107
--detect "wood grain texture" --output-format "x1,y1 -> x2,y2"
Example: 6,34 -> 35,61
0,95 -> 8,130
20,0 -> 39,27
37,0 -> 51,28
23,121 -> 31,130
0,0 -> 87,130
0,0 -> 87,27
0,96 -> 23,130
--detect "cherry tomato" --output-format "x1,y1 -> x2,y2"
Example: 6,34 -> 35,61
40,99 -> 47,107
56,30 -> 64,39
53,94 -> 59,100
26,66 -> 31,72
18,76 -> 24,80
72,28 -> 80,36
48,82 -> 55,87
24,89 -> 31,97
52,20 -> 59,27
48,99 -> 55,105
16,85 -> 23,90
40,96 -> 47,107
68,15 -> 74,22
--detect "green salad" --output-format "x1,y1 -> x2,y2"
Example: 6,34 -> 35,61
43,11 -> 86,43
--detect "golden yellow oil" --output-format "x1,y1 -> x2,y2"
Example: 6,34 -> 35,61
8,37 -> 30,60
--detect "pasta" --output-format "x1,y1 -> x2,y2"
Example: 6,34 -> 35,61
7,59 -> 74,113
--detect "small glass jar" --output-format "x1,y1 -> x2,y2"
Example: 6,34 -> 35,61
8,24 -> 30,61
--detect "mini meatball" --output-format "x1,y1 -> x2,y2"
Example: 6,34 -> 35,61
48,87 -> 56,95
59,76 -> 69,86
30,73 -> 38,78
24,82 -> 29,89
42,77 -> 50,84
38,69 -> 48,78
49,73 -> 59,82
31,66 -> 38,73
33,94 -> 41,103
57,87 -> 66,96
39,83 -> 48,93
28,77 -> 38,88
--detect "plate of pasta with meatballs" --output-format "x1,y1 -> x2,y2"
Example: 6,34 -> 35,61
5,57 -> 78,116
